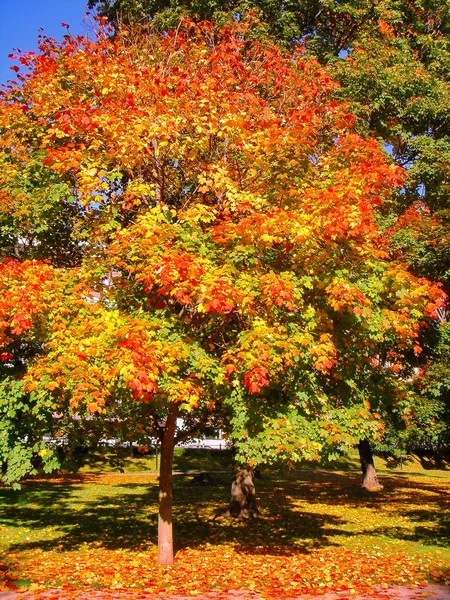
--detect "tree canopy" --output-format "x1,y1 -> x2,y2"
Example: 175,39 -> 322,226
88,1 -> 450,279
87,0 -> 450,455
0,16 -> 446,561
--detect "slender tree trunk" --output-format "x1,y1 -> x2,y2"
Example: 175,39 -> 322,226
228,466 -> 259,520
158,402 -> 179,565
358,439 -> 383,491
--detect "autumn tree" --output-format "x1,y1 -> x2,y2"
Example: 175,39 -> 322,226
88,2 -> 450,250
313,0 -> 450,467
0,20 -> 445,561
89,1 -> 450,465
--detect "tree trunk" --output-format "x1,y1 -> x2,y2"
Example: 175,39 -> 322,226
358,439 -> 383,491
152,138 -> 164,205
158,402 -> 179,565
228,466 -> 259,520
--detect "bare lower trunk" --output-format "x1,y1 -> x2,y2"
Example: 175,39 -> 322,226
358,439 -> 383,491
158,402 -> 179,565
228,467 -> 259,520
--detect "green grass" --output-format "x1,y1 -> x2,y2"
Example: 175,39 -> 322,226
75,445 -> 448,477
75,446 -> 234,474
1,450 -> 449,594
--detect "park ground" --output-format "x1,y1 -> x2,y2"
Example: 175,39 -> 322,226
0,450 -> 449,599
0,584 -> 450,600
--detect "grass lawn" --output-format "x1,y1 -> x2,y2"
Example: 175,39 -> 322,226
0,451 -> 449,596
76,446 -> 234,474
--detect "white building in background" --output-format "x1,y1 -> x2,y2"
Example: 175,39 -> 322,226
175,418 -> 227,449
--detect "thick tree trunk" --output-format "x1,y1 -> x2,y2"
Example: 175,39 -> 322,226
158,402 -> 179,565
358,439 -> 383,491
228,467 -> 259,520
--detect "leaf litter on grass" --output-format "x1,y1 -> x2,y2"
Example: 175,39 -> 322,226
0,470 -> 449,596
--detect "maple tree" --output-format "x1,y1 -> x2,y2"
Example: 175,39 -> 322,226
326,2 -> 450,467
88,2 -> 450,250
373,204 -> 450,458
90,0 -> 450,465
0,19 -> 445,563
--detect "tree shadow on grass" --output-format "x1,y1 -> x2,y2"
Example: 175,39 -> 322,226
1,469 -> 448,559
172,448 -> 233,473
0,472 -> 350,558
0,479 -> 159,553
278,470 -> 450,549
361,510 -> 450,548
172,473 -> 349,556
284,469 -> 449,505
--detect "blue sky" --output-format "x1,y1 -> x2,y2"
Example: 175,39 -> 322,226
0,0 -> 92,83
